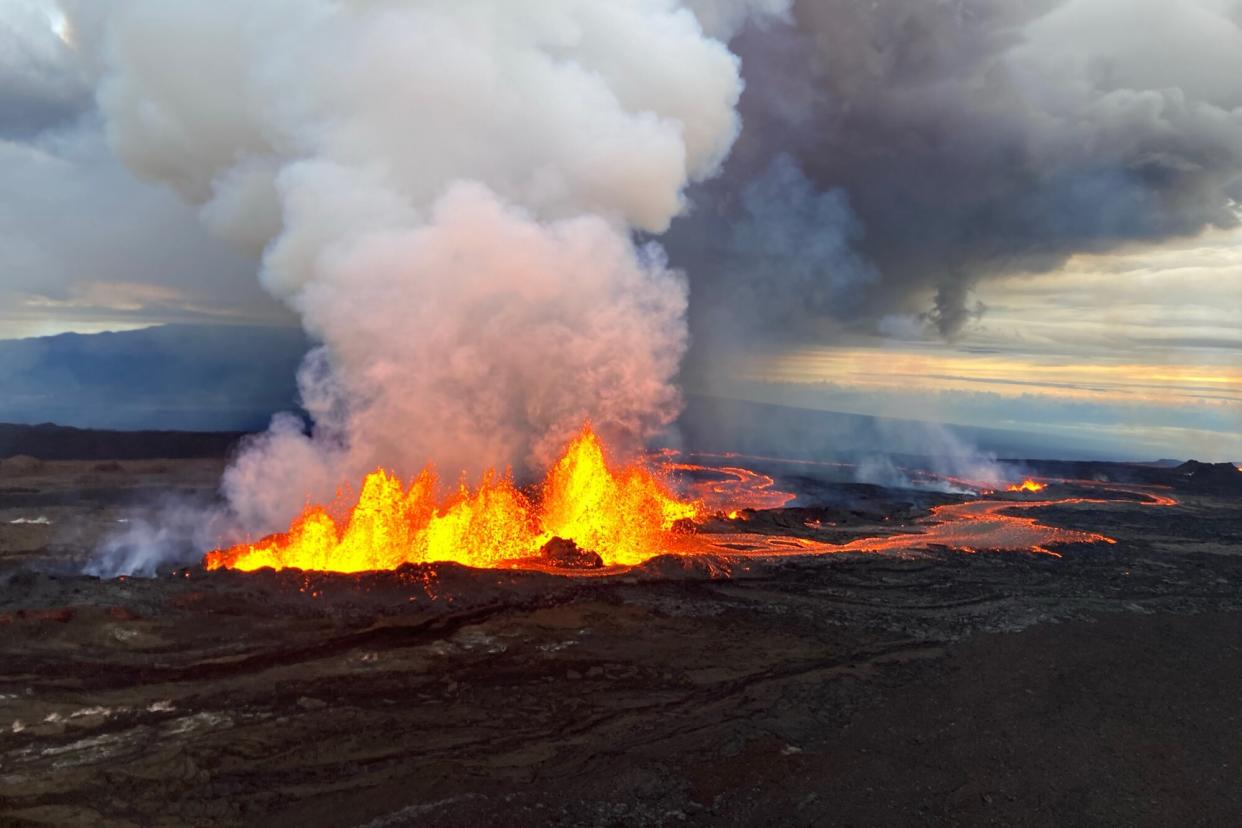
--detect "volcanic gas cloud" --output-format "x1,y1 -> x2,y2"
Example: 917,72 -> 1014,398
81,0 -> 787,563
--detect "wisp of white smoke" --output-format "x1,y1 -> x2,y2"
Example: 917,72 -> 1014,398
75,0 -> 775,547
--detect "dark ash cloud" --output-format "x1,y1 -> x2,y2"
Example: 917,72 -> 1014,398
671,0 -> 1242,347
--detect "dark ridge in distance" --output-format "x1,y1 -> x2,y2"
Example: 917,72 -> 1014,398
0,422 -> 247,461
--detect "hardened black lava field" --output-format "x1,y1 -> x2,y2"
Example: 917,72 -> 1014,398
1,453 -> 1241,826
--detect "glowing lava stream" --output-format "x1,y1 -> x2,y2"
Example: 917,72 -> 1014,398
767,498 -> 1112,559
205,428 -> 1176,574
693,483 -> 1175,560
658,457 -> 796,513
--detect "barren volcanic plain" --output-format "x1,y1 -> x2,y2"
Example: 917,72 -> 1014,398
2,446 -> 1241,826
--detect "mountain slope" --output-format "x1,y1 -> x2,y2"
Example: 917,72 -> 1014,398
0,325 -> 309,431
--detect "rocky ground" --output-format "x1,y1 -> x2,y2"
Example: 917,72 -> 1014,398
0,457 -> 1240,826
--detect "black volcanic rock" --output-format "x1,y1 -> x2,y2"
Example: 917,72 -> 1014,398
538,537 -> 603,569
0,454 -> 43,475
1174,461 -> 1242,495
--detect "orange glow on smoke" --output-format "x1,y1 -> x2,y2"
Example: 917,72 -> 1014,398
204,425 -> 700,573
1007,479 -> 1047,493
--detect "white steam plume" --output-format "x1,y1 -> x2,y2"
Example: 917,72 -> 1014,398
81,0 -> 757,534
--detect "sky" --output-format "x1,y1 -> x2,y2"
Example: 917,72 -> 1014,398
0,0 -> 1239,461
697,229 -> 1242,460
0,0 -> 292,338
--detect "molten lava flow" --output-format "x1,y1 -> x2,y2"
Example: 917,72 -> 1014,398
204,426 -> 700,573
659,459 -> 796,513
206,438 -> 1170,577
689,495 -> 1122,559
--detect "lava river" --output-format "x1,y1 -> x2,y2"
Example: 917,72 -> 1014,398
205,434 -> 1174,575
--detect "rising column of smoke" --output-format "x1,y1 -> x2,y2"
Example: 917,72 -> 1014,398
675,0 -> 1242,343
75,0 -> 776,540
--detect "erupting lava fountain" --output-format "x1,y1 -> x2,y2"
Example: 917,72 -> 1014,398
206,426 -> 701,573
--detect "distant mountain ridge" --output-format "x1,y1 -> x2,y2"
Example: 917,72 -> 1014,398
0,325 -> 309,431
0,422 -> 245,461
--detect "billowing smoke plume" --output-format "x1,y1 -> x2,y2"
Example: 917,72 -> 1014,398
79,0 -> 762,532
673,0 -> 1242,348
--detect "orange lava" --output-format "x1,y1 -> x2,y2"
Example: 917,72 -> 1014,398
659,458 -> 796,513
204,425 -> 700,573
839,498 -> 1114,557
690,496 -> 1120,559
206,437 -> 1175,576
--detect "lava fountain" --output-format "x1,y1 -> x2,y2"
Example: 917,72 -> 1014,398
1007,479 -> 1047,493
205,426 -> 701,573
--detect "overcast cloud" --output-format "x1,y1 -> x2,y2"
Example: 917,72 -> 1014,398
0,0 -> 290,337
